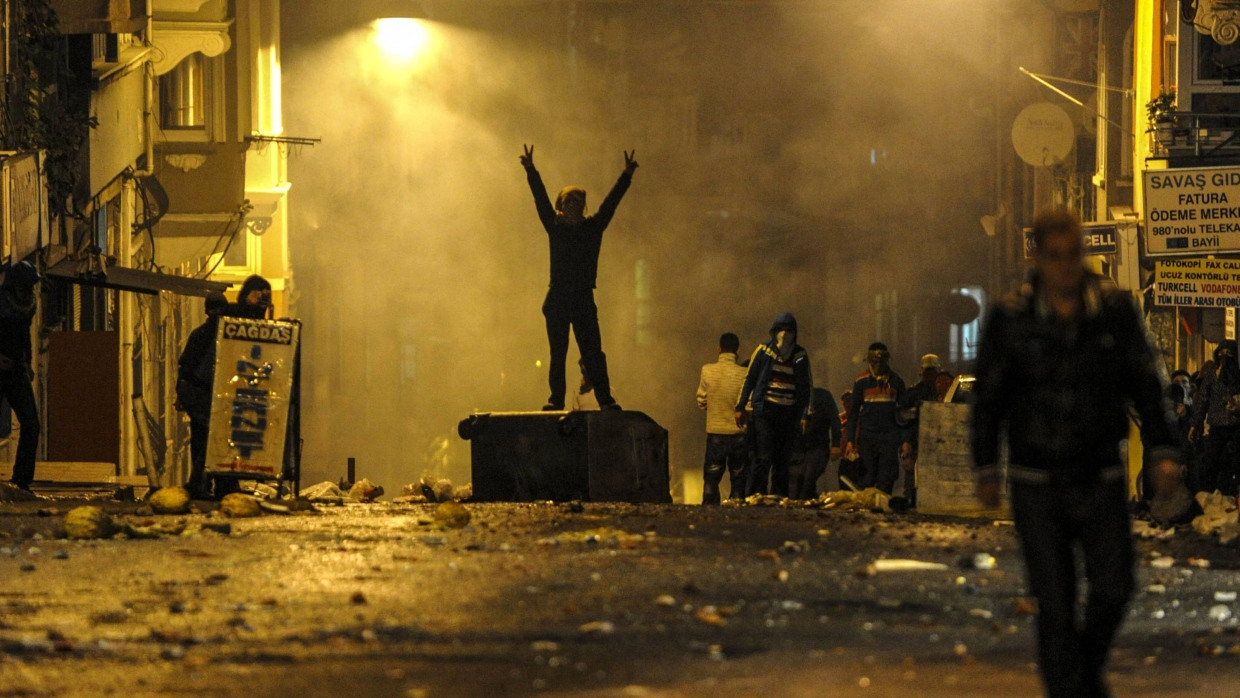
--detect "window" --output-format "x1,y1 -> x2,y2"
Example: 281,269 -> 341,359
158,53 -> 224,141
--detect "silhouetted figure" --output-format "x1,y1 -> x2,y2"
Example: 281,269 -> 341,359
520,145 -> 637,411
972,209 -> 1181,698
0,261 -> 41,491
176,291 -> 229,498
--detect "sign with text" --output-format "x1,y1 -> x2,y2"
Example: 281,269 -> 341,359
1152,258 -> 1240,307
1143,166 -> 1240,254
205,318 -> 300,478
1021,222 -> 1119,258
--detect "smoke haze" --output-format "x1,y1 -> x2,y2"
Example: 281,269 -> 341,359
282,1 -> 1015,498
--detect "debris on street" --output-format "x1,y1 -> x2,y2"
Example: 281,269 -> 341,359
348,478 -> 384,502
218,493 -> 262,518
432,501 -> 471,529
148,486 -> 191,515
63,506 -> 117,540
866,559 -> 950,574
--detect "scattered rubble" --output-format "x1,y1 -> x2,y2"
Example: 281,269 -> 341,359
432,501 -> 471,529
348,478 -> 385,502
300,481 -> 347,504
1192,492 -> 1240,544
219,493 -> 262,518
148,487 -> 191,515
395,476 -> 472,504
63,506 -> 117,540
0,482 -> 40,503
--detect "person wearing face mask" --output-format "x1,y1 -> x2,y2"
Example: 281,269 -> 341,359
842,342 -> 908,494
1191,340 -> 1240,495
0,261 -> 41,492
519,145 -> 637,412
733,313 -> 813,497
230,274 -> 273,320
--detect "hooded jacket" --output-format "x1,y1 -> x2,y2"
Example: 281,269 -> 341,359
970,272 -> 1179,483
735,312 -> 812,418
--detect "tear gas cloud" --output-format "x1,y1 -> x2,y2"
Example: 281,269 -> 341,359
282,1 -> 1012,497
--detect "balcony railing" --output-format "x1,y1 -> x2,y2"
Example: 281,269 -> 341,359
1151,111 -> 1240,159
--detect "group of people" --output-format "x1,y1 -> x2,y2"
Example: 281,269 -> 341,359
695,318 -> 952,505
515,154 -> 1184,697
1167,340 -> 1240,498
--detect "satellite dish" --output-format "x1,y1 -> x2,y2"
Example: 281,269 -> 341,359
1011,102 -> 1076,167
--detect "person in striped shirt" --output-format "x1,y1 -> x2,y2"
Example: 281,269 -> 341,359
734,313 -> 813,497
696,332 -> 750,503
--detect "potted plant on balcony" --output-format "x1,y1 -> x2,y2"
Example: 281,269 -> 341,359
1146,90 -> 1179,150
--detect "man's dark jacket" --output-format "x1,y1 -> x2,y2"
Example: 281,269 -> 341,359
971,273 -> 1179,483
524,166 -> 632,292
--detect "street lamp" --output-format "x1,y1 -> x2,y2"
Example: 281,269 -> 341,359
371,18 -> 431,64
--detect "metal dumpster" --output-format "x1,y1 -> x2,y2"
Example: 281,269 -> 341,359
458,410 -> 671,504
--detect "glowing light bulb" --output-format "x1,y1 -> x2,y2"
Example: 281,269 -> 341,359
371,18 -> 430,64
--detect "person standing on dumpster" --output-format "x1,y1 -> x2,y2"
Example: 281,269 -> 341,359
520,145 -> 636,412
734,313 -> 812,497
971,209 -> 1181,698
0,261 -> 41,492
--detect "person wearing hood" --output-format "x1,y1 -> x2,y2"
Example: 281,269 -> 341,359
1190,339 -> 1240,495
520,145 -> 637,412
0,261 -> 41,491
843,341 -> 909,494
230,274 -> 273,320
734,313 -> 812,497
176,291 -> 229,499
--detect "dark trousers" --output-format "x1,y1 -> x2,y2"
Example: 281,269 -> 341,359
1011,477 -> 1133,698
702,433 -> 750,504
1203,424 -> 1240,496
0,369 -> 39,487
748,404 -> 799,497
187,412 -> 210,497
857,432 -> 901,493
795,446 -> 830,499
543,291 -> 612,408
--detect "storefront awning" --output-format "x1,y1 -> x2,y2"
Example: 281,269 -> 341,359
45,259 -> 230,298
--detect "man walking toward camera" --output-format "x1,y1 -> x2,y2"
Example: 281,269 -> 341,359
520,145 -> 636,412
972,209 -> 1180,698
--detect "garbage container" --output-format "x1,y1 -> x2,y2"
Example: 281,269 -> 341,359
459,410 -> 671,503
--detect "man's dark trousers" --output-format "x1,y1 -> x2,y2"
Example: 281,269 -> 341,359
1011,474 -> 1133,698
703,433 -> 749,504
543,290 -> 612,408
748,403 -> 799,497
0,367 -> 39,487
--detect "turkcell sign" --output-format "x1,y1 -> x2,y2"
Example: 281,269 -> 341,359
1143,165 -> 1240,254
1021,222 -> 1118,258
206,317 -> 300,478
1152,258 -> 1240,308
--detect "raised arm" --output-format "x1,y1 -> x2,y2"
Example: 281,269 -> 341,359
592,150 -> 638,230
520,144 -> 556,231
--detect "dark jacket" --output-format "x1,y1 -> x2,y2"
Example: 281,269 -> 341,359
525,166 -> 633,293
176,316 -> 220,416
736,313 -> 812,418
970,272 -> 1178,483
0,276 -> 37,373
846,370 -> 907,444
801,387 -> 842,450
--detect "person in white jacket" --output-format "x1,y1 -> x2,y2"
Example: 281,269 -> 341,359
696,333 -> 749,503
